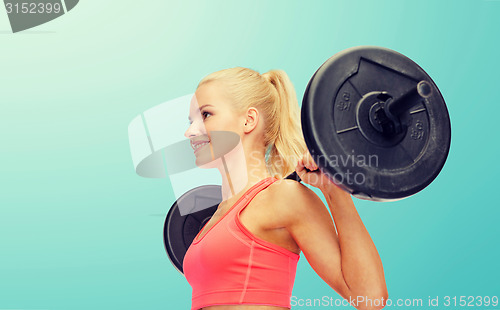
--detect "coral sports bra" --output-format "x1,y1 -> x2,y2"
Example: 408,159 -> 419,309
183,176 -> 300,310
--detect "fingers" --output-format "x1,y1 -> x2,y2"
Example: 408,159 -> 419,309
296,157 -> 305,173
303,151 -> 318,171
295,157 -> 308,181
296,151 -> 318,173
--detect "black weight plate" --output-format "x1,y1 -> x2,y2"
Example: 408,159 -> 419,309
302,46 -> 451,201
163,185 -> 220,274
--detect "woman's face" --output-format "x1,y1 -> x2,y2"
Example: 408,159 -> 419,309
184,82 -> 245,166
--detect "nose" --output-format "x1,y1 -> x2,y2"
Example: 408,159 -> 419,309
184,120 -> 205,139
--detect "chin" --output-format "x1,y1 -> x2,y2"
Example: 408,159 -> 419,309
194,145 -> 220,169
195,157 -> 222,170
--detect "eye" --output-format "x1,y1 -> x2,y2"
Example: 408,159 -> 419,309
202,111 -> 212,119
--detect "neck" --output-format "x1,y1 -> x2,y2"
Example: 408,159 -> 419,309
216,142 -> 271,202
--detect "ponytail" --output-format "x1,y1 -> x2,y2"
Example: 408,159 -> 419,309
262,70 -> 307,179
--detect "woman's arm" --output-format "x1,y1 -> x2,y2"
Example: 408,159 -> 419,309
279,152 -> 388,310
319,181 -> 388,309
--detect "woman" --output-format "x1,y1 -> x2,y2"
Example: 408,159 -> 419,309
183,67 -> 388,310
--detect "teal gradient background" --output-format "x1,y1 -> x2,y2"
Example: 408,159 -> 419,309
1,1 -> 499,309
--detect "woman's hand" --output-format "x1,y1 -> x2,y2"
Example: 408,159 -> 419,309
295,151 -> 340,190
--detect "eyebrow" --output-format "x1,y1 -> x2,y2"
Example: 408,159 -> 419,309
188,104 -> 213,121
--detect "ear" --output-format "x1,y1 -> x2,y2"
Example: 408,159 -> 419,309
243,107 -> 259,133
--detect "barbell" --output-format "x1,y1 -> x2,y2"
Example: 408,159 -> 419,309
158,46 -> 451,274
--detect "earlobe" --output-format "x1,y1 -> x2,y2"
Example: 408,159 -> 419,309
243,122 -> 251,134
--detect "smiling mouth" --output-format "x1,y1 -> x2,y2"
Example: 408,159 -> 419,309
191,140 -> 210,153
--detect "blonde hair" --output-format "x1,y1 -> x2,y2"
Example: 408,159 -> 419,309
198,67 -> 307,179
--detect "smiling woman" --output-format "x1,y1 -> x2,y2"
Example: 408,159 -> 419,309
182,67 -> 388,310
184,68 -> 306,189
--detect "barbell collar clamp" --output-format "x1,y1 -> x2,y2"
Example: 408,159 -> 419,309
369,80 -> 432,136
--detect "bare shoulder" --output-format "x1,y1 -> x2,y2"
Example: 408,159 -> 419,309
266,179 -> 330,228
